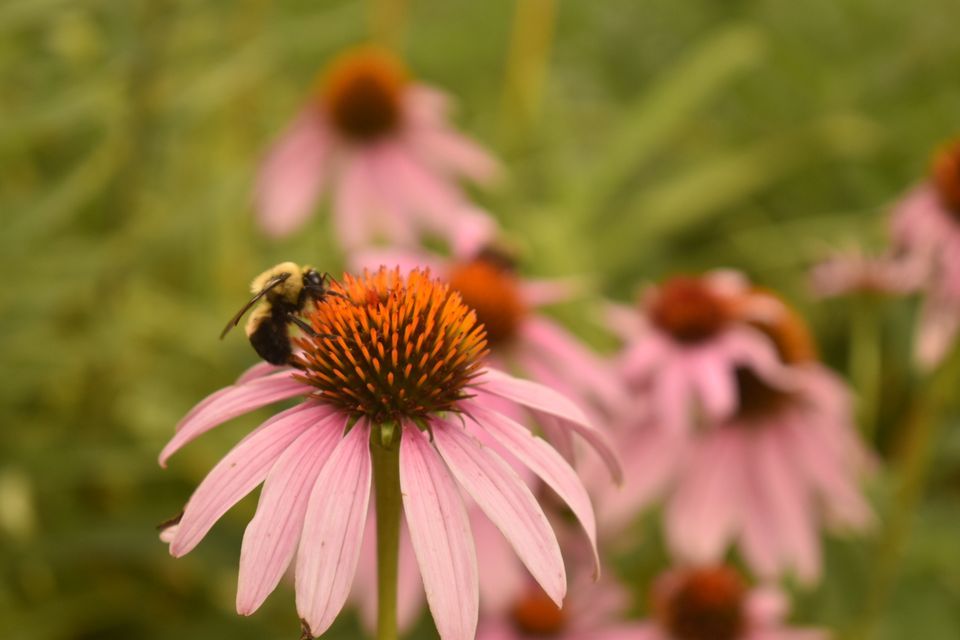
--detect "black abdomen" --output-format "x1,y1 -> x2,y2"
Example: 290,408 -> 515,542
249,313 -> 293,365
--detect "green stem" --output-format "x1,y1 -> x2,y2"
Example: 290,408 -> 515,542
850,294 -> 881,441
371,423 -> 402,640
852,342 -> 960,639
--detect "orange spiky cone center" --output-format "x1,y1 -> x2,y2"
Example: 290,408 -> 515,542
657,566 -> 748,640
319,47 -> 407,142
511,588 -> 566,636
294,268 -> 488,423
932,138 -> 960,218
737,289 -> 817,366
447,258 -> 527,348
649,276 -> 733,343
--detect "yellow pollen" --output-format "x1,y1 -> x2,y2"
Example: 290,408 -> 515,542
318,46 -> 407,142
447,259 -> 527,347
294,268 -> 488,422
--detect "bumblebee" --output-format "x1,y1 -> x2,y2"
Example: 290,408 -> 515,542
220,262 -> 331,365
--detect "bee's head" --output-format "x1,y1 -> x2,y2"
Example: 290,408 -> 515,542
301,268 -> 329,301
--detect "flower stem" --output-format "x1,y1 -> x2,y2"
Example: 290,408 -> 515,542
372,423 -> 402,640
852,341 -> 960,639
850,294 -> 881,440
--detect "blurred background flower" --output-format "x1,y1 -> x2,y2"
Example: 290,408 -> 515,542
3,0 -> 960,638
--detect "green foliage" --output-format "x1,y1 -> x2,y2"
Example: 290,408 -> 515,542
2,0 -> 959,638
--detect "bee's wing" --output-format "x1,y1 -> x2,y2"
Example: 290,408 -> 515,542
219,273 -> 291,339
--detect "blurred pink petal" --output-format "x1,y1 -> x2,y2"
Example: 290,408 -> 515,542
254,113 -> 329,238
477,368 -> 623,483
295,420 -> 372,635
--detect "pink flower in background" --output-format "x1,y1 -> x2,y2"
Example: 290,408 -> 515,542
639,565 -> 827,640
593,287 -> 873,582
809,246 -> 922,298
159,268 -> 618,640
255,46 -> 499,247
664,292 -> 873,584
476,568 -> 646,640
890,139 -> 960,368
352,244 -> 629,434
607,272 -> 784,435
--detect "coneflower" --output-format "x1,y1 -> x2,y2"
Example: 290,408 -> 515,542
890,138 -> 960,368
160,267 -> 618,640
254,46 -> 499,248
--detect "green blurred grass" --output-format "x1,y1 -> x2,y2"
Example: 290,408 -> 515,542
2,0 -> 960,638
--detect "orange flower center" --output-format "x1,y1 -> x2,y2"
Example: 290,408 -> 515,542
511,588 -> 566,636
931,139 -> 960,217
658,567 -> 747,640
319,47 -> 407,142
447,258 -> 527,348
649,276 -> 732,343
737,289 -> 817,365
294,268 -> 488,423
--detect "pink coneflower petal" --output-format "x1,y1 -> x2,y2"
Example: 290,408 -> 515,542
477,368 -> 623,483
739,446 -> 782,579
692,354 -> 737,421
161,371 -> 314,466
236,419 -> 344,615
235,361 -> 286,385
784,416 -> 872,529
374,143 -> 462,231
665,429 -> 741,563
254,113 -> 329,238
754,429 -> 820,584
410,125 -> 501,183
916,293 -> 960,369
170,403 -> 330,556
465,402 -> 601,578
332,151 -> 375,249
432,418 -> 566,606
520,317 -> 630,415
521,277 -> 586,308
295,420 -> 372,635
400,424 -> 479,640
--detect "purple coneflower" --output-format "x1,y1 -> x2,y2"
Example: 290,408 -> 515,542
254,46 -> 499,247
160,268 -> 618,640
594,287 -> 872,583
663,292 -> 873,584
890,138 -> 960,368
639,565 -> 827,640
605,271 -> 784,435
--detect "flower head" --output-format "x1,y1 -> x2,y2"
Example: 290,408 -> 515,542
255,46 -> 499,247
641,565 -> 827,640
607,271 -> 784,435
351,245 -> 628,433
809,247 -> 923,299
890,139 -> 960,368
160,268 -> 619,640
